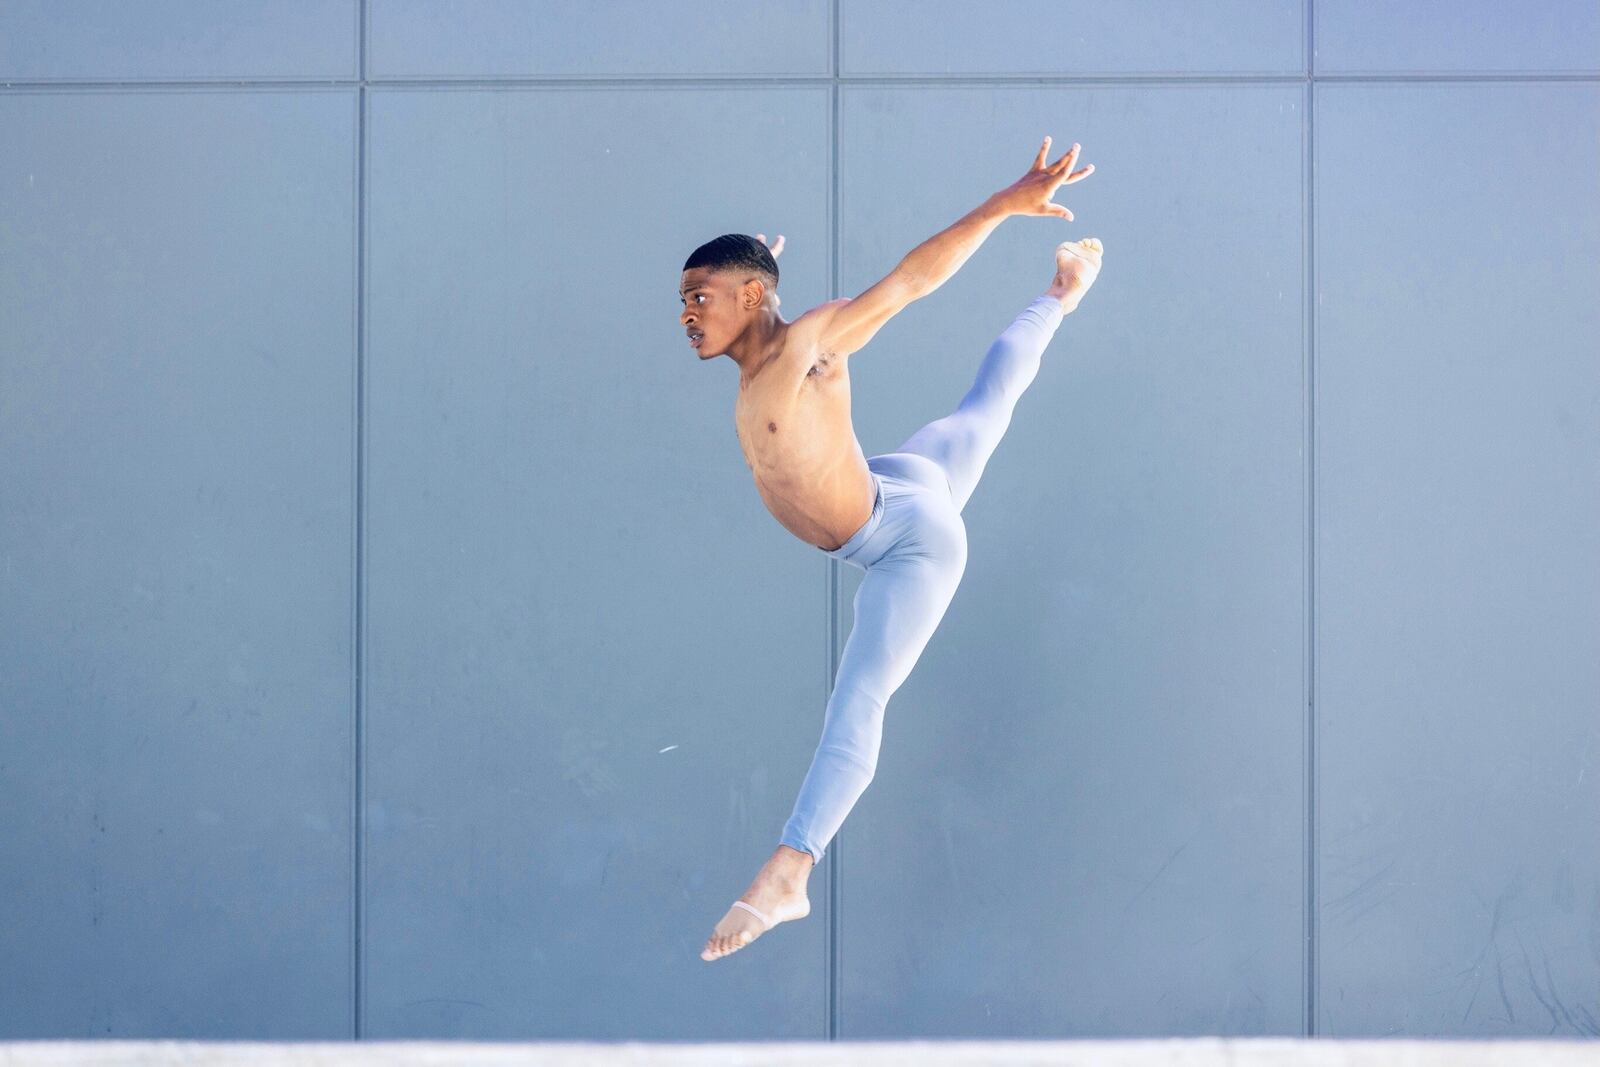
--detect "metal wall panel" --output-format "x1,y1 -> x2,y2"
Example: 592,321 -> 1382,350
834,83 -> 1307,1037
1315,1 -> 1600,73
840,0 -> 1303,75
360,85 -> 833,1039
1315,82 -> 1600,1037
0,0 -> 358,82
0,88 -> 358,1037
367,0 -> 831,79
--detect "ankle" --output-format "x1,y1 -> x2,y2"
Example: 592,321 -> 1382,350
1045,287 -> 1079,313
767,845 -> 814,886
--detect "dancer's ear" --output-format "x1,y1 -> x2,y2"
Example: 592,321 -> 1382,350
742,277 -> 773,311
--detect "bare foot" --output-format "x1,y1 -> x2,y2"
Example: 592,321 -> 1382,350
1046,237 -> 1104,313
701,845 -> 813,961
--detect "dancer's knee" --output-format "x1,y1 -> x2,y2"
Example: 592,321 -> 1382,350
977,328 -> 1047,403
820,739 -> 878,783
932,408 -> 988,475
956,383 -> 1017,444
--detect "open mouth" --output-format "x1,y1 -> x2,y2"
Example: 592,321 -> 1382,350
688,332 -> 704,348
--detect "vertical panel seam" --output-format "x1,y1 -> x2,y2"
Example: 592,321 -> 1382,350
827,0 -> 842,1044
354,0 -> 368,1042
832,0 -> 844,1043
1304,0 -> 1319,1039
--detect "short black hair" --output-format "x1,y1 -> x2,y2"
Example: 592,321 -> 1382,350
683,234 -> 778,293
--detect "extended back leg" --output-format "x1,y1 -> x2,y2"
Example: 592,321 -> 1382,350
779,514 -> 968,866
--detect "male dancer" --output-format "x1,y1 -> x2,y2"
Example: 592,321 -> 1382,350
681,136 -> 1102,961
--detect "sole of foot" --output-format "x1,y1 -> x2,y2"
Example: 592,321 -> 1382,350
700,892 -> 810,961
1050,237 -> 1104,312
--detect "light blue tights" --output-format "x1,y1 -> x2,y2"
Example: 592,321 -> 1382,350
779,294 -> 1068,865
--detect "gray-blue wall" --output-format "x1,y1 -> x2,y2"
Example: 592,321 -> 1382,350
1,0 -> 1595,1042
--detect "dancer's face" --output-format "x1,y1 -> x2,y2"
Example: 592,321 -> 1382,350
679,267 -> 731,359
679,267 -> 774,360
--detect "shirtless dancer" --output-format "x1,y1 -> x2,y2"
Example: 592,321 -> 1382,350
685,136 -> 1102,961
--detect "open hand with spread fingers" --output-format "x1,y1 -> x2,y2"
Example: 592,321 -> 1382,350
992,136 -> 1094,220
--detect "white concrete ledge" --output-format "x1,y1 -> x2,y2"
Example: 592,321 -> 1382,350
2,1039 -> 1598,1066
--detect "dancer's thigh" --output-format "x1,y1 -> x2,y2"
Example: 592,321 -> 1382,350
894,411 -> 985,492
835,515 -> 967,705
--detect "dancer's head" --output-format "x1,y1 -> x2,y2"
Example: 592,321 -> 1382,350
680,234 -> 780,359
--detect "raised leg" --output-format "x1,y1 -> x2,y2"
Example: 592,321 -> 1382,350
894,293 -> 1066,513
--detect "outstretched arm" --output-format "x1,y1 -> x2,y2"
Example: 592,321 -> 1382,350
815,136 -> 1093,359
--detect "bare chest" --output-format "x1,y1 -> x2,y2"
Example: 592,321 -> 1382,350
733,357 -> 847,472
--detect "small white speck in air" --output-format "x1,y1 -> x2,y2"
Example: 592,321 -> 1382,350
658,744 -> 679,754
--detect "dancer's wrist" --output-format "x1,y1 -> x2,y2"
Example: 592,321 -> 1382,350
983,191 -> 1017,220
